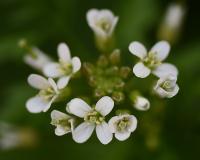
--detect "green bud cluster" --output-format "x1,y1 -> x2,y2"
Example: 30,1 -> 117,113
83,50 -> 131,103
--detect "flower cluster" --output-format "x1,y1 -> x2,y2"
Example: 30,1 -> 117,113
22,9 -> 180,144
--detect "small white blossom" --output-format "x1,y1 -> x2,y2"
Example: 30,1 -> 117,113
129,41 -> 178,78
26,74 -> 60,113
43,43 -> 81,89
67,96 -> 114,144
154,74 -> 179,98
134,96 -> 150,111
108,114 -> 137,141
164,3 -> 185,29
0,122 -> 37,150
51,110 -> 74,136
24,47 -> 52,71
86,9 -> 118,40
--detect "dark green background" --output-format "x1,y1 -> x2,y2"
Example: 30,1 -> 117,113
0,0 -> 200,160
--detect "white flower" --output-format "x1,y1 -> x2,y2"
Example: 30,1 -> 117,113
43,43 -> 81,89
86,9 -> 118,39
67,96 -> 114,144
24,47 -> 52,71
154,74 -> 179,98
51,110 -> 74,136
129,41 -> 178,78
164,3 -> 185,29
26,74 -> 59,113
108,114 -> 137,141
134,96 -> 150,111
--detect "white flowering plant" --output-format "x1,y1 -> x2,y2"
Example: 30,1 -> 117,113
21,9 -> 179,145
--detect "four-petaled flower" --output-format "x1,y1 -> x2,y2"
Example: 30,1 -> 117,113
26,74 -> 59,113
43,43 -> 81,89
154,74 -> 179,98
86,9 -> 118,40
67,96 -> 114,144
51,110 -> 74,136
108,114 -> 137,141
129,41 -> 178,78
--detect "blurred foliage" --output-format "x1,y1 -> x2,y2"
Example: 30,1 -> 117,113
0,0 -> 200,160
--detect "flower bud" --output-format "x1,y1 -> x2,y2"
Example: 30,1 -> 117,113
109,49 -> 121,64
134,96 -> 150,111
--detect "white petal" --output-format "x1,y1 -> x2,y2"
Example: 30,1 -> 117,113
128,115 -> 138,132
57,76 -> 70,89
96,122 -> 113,145
26,96 -> 48,113
150,41 -> 170,61
67,98 -> 91,117
153,63 -> 178,78
55,125 -> 70,136
43,63 -> 63,78
95,96 -> 114,116
109,16 -> 119,36
72,57 -> 81,73
133,62 -> 151,78
108,116 -> 120,133
57,43 -> 71,62
86,9 -> 99,28
43,95 -> 57,112
170,84 -> 179,98
51,110 -> 70,120
129,41 -> 147,59
48,78 -> 58,93
72,122 -> 95,143
115,132 -> 131,141
28,74 -> 50,90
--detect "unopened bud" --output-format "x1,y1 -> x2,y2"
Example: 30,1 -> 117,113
109,49 -> 121,64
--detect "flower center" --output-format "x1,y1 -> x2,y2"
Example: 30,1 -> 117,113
116,117 -> 130,131
39,87 -> 55,100
143,52 -> 161,69
84,110 -> 104,125
161,80 -> 175,91
51,118 -> 71,130
96,19 -> 111,33
59,60 -> 73,75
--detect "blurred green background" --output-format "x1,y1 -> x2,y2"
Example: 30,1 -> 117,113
0,0 -> 200,160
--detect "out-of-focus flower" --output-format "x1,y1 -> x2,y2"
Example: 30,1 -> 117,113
86,9 -> 118,40
164,3 -> 185,30
19,39 -> 52,71
129,41 -> 178,78
51,110 -> 74,136
43,43 -> 81,89
158,3 -> 185,43
67,96 -> 114,144
108,114 -> 137,141
24,47 -> 52,71
134,96 -> 150,111
0,122 -> 38,150
26,74 -> 59,113
154,74 -> 179,98
86,9 -> 118,52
